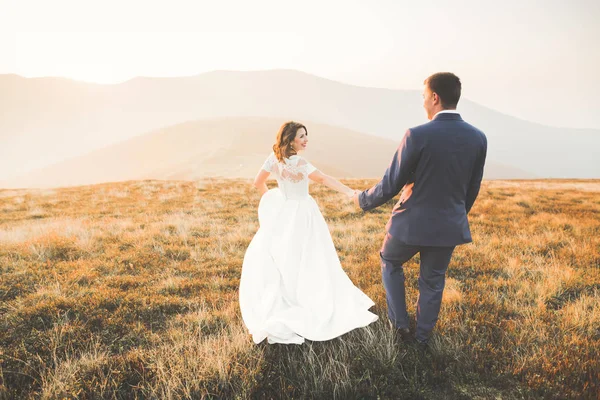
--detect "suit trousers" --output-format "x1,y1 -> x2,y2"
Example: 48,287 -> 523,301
379,232 -> 455,343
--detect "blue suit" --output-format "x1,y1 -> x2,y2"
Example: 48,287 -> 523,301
359,112 -> 487,342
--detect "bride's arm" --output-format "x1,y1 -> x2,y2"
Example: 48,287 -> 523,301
253,169 -> 270,196
308,170 -> 354,198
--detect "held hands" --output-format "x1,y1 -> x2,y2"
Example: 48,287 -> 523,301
349,189 -> 361,210
343,187 -> 362,210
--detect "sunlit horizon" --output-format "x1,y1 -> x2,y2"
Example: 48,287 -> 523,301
2,0 -> 599,129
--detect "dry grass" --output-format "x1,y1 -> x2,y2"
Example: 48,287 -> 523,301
0,178 -> 598,399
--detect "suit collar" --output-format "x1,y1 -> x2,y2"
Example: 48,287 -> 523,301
432,113 -> 463,121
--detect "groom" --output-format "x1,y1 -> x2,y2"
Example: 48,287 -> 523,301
353,72 -> 487,349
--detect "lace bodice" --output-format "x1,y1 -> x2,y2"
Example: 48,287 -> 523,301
261,152 -> 318,199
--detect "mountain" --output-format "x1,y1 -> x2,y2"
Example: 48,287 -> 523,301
0,117 -> 530,188
1,69 -> 598,182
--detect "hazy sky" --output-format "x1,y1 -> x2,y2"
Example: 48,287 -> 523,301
1,0 -> 599,129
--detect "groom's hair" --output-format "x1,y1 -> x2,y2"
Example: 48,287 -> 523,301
424,73 -> 461,109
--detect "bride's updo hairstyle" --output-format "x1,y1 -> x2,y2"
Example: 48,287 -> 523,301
273,121 -> 308,163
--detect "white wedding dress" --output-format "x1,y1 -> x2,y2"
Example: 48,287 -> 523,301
239,152 -> 378,345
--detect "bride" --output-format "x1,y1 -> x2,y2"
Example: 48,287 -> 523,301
239,121 -> 378,345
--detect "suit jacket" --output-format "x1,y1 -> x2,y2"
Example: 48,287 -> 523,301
358,113 -> 487,247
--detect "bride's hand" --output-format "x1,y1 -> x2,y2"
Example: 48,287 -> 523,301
347,189 -> 360,200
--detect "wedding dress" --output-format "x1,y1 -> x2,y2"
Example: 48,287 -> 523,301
239,152 -> 378,344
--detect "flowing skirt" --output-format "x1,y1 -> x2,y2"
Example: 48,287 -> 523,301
239,188 -> 378,344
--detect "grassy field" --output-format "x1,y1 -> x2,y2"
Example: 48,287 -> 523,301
0,178 -> 598,399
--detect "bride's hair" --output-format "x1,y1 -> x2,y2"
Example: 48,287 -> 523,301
273,121 -> 308,162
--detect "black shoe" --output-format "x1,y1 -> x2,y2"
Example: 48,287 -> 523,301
395,327 -> 415,344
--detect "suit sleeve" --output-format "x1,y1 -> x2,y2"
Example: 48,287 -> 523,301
465,133 -> 487,214
359,129 -> 420,211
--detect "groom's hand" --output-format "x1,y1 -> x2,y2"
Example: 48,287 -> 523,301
352,190 -> 361,210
